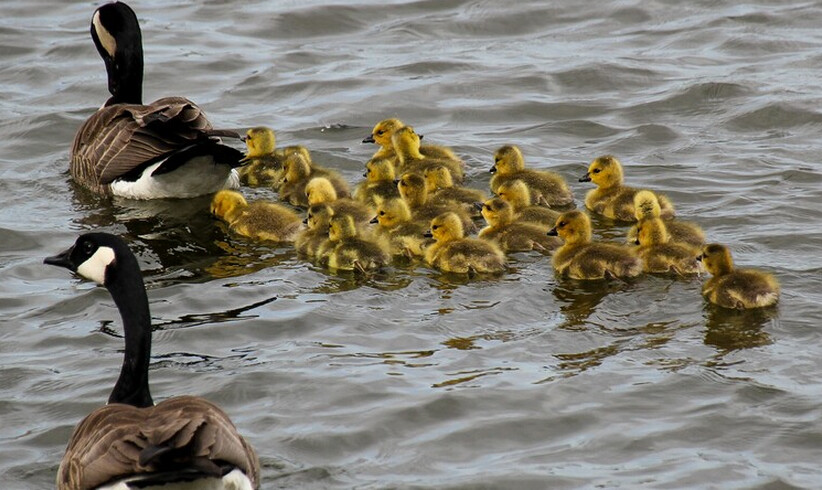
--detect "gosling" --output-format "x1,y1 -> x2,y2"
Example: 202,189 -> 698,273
634,217 -> 700,275
238,126 -> 305,189
279,152 -> 350,207
489,145 -> 574,208
363,118 -> 460,163
495,179 -> 560,227
392,126 -> 464,183
210,189 -> 302,242
305,177 -> 373,225
424,212 -> 506,274
295,203 -> 334,258
398,171 -> 476,234
697,243 -> 780,309
353,158 -> 401,208
478,198 -> 561,254
372,198 -> 430,258
318,214 -> 390,273
628,190 -> 704,247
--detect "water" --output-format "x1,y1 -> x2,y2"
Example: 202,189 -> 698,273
2,0 -> 821,487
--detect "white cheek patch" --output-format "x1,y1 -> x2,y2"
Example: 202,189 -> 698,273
77,246 -> 116,285
92,11 -> 117,58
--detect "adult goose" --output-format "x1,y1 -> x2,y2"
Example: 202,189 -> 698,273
45,233 -> 260,489
71,2 -> 243,199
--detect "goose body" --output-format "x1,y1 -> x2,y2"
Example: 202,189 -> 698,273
698,243 -> 780,309
45,233 -> 259,489
363,118 -> 460,164
210,190 -> 302,242
633,217 -> 700,275
72,2 -> 243,199
372,198 -> 430,258
318,215 -> 390,272
478,198 -> 560,254
424,212 -> 506,274
489,145 -> 574,208
627,190 -> 705,247
237,126 -> 305,189
494,179 -> 560,227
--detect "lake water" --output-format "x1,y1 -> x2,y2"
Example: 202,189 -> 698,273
2,0 -> 821,488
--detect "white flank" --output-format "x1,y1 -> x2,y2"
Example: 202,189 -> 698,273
98,469 -> 253,490
110,157 -> 239,199
77,246 -> 115,285
92,11 -> 117,58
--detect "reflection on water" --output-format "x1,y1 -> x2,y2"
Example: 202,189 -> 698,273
552,279 -> 633,330
703,304 -> 776,353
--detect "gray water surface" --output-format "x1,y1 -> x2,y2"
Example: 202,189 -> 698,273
2,0 -> 821,488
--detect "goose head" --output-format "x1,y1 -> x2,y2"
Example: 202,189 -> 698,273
328,214 -> 358,241
547,210 -> 592,245
491,145 -> 525,175
391,126 -> 424,161
210,189 -> 248,223
423,165 -> 454,192
305,203 -> 334,230
92,2 -> 144,105
580,155 -> 623,188
363,118 -> 404,147
495,179 -> 531,210
374,198 -> 412,228
397,171 -> 427,206
697,243 -> 734,277
365,158 -> 396,182
480,197 -> 514,227
635,217 -> 670,246
633,189 -> 661,220
427,212 -> 464,243
243,127 -> 276,158
305,177 -> 337,205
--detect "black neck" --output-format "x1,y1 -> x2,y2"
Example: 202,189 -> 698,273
93,4 -> 144,105
105,254 -> 153,407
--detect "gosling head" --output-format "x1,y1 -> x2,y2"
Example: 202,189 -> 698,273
580,155 -> 623,188
633,189 -> 662,220
426,212 -> 465,243
491,145 -> 525,175
328,214 -> 358,241
547,210 -> 592,244
423,165 -> 454,192
210,190 -> 248,222
480,197 -> 515,227
305,203 -> 334,229
374,198 -> 412,228
282,152 -> 311,184
697,243 -> 734,277
392,126 -> 423,160
365,158 -> 396,182
243,126 -> 276,158
305,177 -> 338,205
397,172 -> 427,206
495,180 -> 531,210
364,118 -> 404,147
635,217 -> 670,246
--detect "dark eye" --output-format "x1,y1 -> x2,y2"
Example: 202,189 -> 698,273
593,168 -> 601,174
559,221 -> 566,227
377,130 -> 384,135
308,213 -> 313,219
82,241 -> 94,254
432,225 -> 439,230
379,211 -> 385,216
495,157 -> 501,163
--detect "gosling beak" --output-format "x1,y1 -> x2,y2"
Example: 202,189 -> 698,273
363,172 -> 368,178
423,231 -> 433,238
44,246 -> 76,271
489,166 -> 497,174
362,134 -> 376,144
634,239 -> 640,245
370,216 -> 378,224
696,254 -> 703,262
473,202 -> 485,211
302,217 -> 308,224
418,134 -> 425,140
393,179 -> 400,185
240,135 -> 248,142
579,172 -> 591,182
547,228 -> 558,236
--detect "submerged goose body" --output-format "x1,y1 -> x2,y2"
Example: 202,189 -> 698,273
45,233 -> 259,489
72,2 -> 243,199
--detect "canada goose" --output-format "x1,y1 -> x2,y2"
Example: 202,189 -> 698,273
391,126 -> 464,183
478,198 -> 560,253
362,118 -> 460,163
634,217 -> 700,275
279,152 -> 349,207
397,171 -> 476,234
317,214 -> 390,272
628,190 -> 705,247
305,177 -> 373,225
71,2 -> 244,199
548,210 -> 642,280
238,126 -> 305,188
423,165 -> 487,213
353,158 -> 401,208
295,203 -> 334,258
210,189 -> 302,242
372,197 -> 430,257
697,243 -> 780,309
424,212 -> 506,274
494,179 -> 560,227
580,155 -> 674,222
44,232 -> 259,489
489,145 -> 574,208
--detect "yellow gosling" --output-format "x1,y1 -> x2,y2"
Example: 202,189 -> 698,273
279,152 -> 350,207
398,171 -> 476,234
489,145 -> 574,208
423,165 -> 487,210
295,203 -> 334,258
371,198 -> 429,257
634,217 -> 700,275
237,126 -> 306,188
318,214 -> 390,273
548,210 -> 642,280
424,212 -> 506,274
698,243 -> 780,309
495,179 -> 560,227
305,177 -> 372,225
392,126 -> 464,182
210,189 -> 302,242
363,118 -> 461,163
627,190 -> 705,247
353,158 -> 400,208
580,155 -> 674,222
478,198 -> 561,254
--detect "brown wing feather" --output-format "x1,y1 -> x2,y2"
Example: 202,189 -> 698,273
57,395 -> 259,490
70,97 -> 219,193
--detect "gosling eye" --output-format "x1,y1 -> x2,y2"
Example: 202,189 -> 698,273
379,211 -> 385,216
432,225 -> 439,230
559,221 -> 567,227
495,157 -> 501,163
376,130 -> 384,135
593,168 -> 601,174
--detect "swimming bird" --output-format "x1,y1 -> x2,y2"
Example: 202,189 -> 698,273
372,197 -> 430,257
279,152 -> 350,207
306,177 -> 373,225
478,198 -> 561,253
628,190 -> 704,247
71,2 -> 244,199
392,126 -> 464,183
494,179 -> 560,227
45,232 -> 260,489
548,210 -> 642,280
580,155 -> 674,222
318,214 -> 390,272
397,171 -> 476,233
424,212 -> 506,274
634,217 -> 700,275
489,145 -> 574,208
697,243 -> 780,309
353,158 -> 401,208
363,118 -> 460,163
210,189 -> 302,242
238,126 -> 306,188
295,203 -> 334,258
423,165 -> 487,212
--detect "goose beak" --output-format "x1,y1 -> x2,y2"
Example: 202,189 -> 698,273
240,135 -> 248,142
363,172 -> 368,178
579,172 -> 591,182
489,166 -> 497,174
473,202 -> 485,211
696,254 -> 703,262
393,179 -> 400,185
634,239 -> 640,245
547,228 -> 558,236
302,218 -> 308,224
363,134 -> 376,144
423,231 -> 433,238
44,246 -> 76,271
370,216 -> 379,224
418,134 -> 425,140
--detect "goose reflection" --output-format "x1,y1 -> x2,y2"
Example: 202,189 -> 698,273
703,303 -> 776,352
